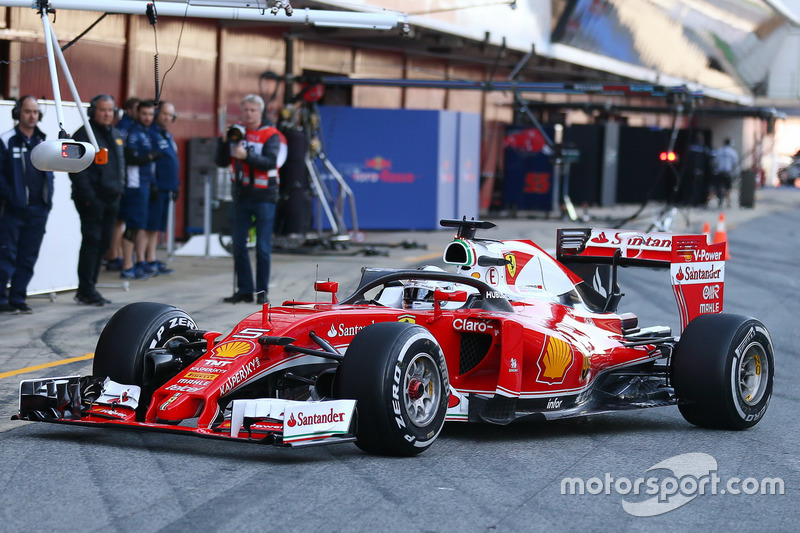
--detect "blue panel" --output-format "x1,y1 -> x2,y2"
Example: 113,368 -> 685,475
502,125 -> 554,212
318,106 -> 448,230
456,112 -> 481,219
437,111 -> 458,224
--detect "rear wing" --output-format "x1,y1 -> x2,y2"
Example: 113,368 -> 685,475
557,229 -> 726,332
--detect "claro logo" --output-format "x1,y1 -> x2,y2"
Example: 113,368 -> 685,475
453,318 -> 496,334
286,408 -> 346,427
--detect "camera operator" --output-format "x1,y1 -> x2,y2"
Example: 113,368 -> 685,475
215,94 -> 286,304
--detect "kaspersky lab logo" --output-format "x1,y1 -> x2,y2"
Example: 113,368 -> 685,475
560,453 -> 784,516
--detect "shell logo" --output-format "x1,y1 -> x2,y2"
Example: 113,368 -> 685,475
211,340 -> 255,359
580,352 -> 591,382
536,336 -> 574,385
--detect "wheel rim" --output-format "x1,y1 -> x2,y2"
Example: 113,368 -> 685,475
403,352 -> 442,427
737,343 -> 768,406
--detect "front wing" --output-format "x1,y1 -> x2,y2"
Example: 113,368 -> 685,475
15,376 -> 357,449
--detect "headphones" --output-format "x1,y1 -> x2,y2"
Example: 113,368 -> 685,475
87,94 -> 116,119
11,95 -> 42,122
154,103 -> 177,123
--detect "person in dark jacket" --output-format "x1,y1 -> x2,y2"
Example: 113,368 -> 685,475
69,94 -> 126,306
0,95 -> 55,314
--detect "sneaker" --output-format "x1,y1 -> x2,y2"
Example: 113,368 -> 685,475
74,293 -> 105,307
121,265 -> 152,280
138,261 -> 158,276
223,292 -> 254,304
11,302 -> 33,314
256,293 -> 269,305
105,257 -> 123,271
93,292 -> 112,305
150,260 -> 173,276
0,303 -> 20,315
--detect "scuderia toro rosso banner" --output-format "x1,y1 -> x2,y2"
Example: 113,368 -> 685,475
671,235 -> 726,331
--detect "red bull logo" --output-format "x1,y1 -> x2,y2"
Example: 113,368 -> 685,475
365,156 -> 392,171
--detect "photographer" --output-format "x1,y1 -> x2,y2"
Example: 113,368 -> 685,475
215,94 -> 286,304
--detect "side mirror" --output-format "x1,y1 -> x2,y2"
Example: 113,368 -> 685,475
314,280 -> 339,304
433,289 -> 467,303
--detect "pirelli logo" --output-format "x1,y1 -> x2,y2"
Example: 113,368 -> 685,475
183,372 -> 218,381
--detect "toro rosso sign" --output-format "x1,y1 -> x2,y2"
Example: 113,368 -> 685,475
671,235 -> 726,331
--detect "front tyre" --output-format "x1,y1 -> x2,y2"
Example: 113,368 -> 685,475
335,322 -> 449,456
672,314 -> 774,430
93,303 -> 197,416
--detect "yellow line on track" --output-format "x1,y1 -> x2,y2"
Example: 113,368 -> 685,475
404,251 -> 442,263
0,353 -> 94,380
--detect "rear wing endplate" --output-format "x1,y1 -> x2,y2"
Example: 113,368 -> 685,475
558,229 -> 726,331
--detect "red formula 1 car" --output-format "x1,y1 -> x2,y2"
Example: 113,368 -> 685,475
16,219 -> 774,456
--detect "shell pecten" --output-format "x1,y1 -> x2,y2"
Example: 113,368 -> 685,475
539,336 -> 573,382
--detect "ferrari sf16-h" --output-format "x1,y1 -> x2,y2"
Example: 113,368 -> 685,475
15,219 -> 774,456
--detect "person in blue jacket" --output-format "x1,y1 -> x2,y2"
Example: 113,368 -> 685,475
103,96 -> 140,272
144,101 -> 179,275
0,96 -> 55,314
119,99 -> 159,279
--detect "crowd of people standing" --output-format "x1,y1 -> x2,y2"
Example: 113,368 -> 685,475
0,94 -> 180,313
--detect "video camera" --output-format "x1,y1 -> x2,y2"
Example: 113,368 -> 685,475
226,124 -> 246,143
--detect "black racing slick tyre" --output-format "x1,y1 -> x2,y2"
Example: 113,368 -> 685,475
672,313 -> 774,430
93,303 -> 197,413
335,322 -> 449,456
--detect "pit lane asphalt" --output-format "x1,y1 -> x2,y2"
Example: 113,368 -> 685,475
1,187 -> 798,531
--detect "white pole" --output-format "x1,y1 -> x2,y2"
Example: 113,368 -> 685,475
203,171 -> 212,258
166,196 -> 175,258
47,21 -> 99,149
40,11 -> 66,132
3,1 -> 404,30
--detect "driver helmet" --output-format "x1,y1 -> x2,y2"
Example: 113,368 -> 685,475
402,266 -> 454,309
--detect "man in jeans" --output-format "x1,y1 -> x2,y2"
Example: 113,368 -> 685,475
215,94 -> 285,304
70,94 -> 125,306
0,96 -> 55,314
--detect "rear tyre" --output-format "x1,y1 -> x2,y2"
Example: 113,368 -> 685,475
93,303 -> 197,416
672,314 -> 773,430
335,322 -> 449,456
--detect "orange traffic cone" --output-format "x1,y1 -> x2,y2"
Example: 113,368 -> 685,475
712,213 -> 731,259
701,222 -> 711,244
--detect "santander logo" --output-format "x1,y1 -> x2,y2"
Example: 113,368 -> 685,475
290,408 -> 346,426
